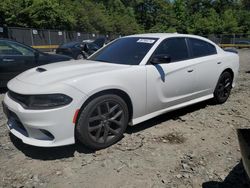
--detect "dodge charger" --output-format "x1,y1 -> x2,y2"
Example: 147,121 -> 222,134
2,33 -> 239,149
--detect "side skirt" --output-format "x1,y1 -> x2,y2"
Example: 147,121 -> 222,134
131,94 -> 214,125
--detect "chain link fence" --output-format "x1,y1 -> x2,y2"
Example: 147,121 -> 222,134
1,26 -> 250,51
206,34 -> 250,48
0,26 -> 120,52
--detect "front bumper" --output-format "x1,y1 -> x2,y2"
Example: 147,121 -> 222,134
3,91 -> 83,147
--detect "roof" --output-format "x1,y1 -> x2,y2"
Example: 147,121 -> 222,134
127,33 -> 208,40
124,33 -> 219,47
127,33 -> 179,39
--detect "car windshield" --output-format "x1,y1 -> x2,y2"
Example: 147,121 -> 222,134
87,42 -> 100,50
93,38 -> 106,48
89,37 -> 158,65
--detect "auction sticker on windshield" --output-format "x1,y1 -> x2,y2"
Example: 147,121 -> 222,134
137,39 -> 155,44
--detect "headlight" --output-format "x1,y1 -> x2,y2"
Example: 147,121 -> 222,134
28,94 -> 73,109
8,91 -> 72,110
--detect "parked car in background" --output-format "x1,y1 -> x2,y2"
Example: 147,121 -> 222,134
56,38 -> 106,59
237,129 -> 250,178
2,33 -> 239,149
0,39 -> 72,88
235,41 -> 250,48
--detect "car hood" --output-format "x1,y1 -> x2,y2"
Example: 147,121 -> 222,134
15,60 -> 130,86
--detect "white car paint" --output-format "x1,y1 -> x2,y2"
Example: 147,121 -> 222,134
3,33 -> 239,147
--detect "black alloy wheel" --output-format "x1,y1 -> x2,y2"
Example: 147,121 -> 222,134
76,94 -> 129,149
213,71 -> 233,104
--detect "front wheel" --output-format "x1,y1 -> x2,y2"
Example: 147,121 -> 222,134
76,94 -> 129,150
76,54 -> 84,60
213,71 -> 233,104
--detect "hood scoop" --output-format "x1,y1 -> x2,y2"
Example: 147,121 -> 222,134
36,67 -> 47,72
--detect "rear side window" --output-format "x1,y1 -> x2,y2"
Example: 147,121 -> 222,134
153,38 -> 189,62
188,38 -> 217,58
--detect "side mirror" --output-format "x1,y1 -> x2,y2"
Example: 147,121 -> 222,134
151,55 -> 171,64
34,51 -> 40,59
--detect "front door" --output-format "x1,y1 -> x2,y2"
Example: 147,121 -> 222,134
146,37 -> 197,114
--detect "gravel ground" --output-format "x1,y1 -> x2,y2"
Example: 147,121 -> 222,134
0,50 -> 250,188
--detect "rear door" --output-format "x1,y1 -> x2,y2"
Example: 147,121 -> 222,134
187,37 -> 221,97
0,40 -> 36,85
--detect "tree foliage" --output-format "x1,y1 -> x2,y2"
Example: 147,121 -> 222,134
0,0 -> 249,35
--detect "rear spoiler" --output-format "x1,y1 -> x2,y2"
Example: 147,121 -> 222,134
224,48 -> 238,54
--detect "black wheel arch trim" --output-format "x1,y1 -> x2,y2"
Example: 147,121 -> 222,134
213,68 -> 234,93
215,68 -> 234,87
222,68 -> 234,80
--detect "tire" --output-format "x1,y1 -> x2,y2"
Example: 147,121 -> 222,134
76,54 -> 84,60
76,94 -> 129,150
213,71 -> 233,104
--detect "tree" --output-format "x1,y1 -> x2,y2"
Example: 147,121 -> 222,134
27,0 -> 75,29
242,0 -> 250,10
221,9 -> 239,33
188,8 -> 222,34
236,10 -> 250,33
173,0 -> 188,33
0,0 -> 33,27
134,0 -> 174,32
0,0 -> 250,35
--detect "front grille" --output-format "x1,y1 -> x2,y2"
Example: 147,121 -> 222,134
8,91 -> 29,108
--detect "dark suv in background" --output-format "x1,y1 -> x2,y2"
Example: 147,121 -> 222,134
56,37 -> 106,59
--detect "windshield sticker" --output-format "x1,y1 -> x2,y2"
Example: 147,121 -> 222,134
137,39 -> 155,44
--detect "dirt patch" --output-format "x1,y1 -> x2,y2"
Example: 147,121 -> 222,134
153,132 -> 186,144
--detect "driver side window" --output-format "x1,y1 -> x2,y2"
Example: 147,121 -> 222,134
8,41 -> 35,56
0,41 -> 22,55
153,38 -> 189,62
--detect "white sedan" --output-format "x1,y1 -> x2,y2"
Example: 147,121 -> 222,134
2,33 -> 239,149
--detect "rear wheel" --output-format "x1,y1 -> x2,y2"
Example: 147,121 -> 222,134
76,94 -> 129,150
213,71 -> 233,104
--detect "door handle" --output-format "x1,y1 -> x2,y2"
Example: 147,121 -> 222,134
187,69 -> 194,73
3,58 -> 15,62
217,62 -> 222,64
